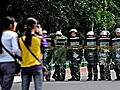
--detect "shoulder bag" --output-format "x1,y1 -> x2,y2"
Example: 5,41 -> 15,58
21,37 -> 49,76
2,44 -> 22,74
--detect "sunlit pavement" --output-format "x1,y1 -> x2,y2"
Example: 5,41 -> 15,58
0,66 -> 118,90
12,78 -> 120,90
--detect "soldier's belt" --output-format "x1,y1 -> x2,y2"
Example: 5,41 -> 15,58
98,46 -> 111,49
84,45 -> 97,49
67,45 -> 82,49
111,46 -> 120,50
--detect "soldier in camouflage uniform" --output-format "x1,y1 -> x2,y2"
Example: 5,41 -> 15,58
112,28 -> 120,80
98,30 -> 111,80
52,31 -> 67,81
84,31 -> 98,81
67,29 -> 82,81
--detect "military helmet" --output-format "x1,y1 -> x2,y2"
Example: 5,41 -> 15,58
69,29 -> 77,33
100,30 -> 110,36
87,31 -> 94,35
55,31 -> 62,35
115,28 -> 120,33
43,30 -> 47,34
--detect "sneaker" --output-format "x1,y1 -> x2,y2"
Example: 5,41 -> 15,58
94,79 -> 97,81
108,78 -> 111,81
115,78 -> 120,81
94,76 -> 98,81
99,78 -> 105,81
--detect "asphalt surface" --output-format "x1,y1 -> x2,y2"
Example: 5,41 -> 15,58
9,69 -> 120,90
0,67 -> 118,90
11,80 -> 120,90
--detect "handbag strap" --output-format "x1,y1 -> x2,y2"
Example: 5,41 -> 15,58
2,44 -> 16,60
21,37 -> 40,62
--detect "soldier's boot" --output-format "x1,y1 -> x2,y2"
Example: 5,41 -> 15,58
68,69 -> 76,81
93,65 -> 98,81
99,74 -> 105,80
105,72 -> 111,81
87,72 -> 92,81
87,65 -> 92,81
60,66 -> 65,81
68,63 -> 76,81
87,68 -> 92,81
68,71 -> 76,81
94,74 -> 98,81
113,65 -> 120,80
75,74 -> 80,81
99,65 -> 105,80
72,64 -> 80,81
105,68 -> 111,81
52,64 -> 61,81
75,69 -> 80,81
52,72 -> 59,81
115,74 -> 120,81
107,76 -> 111,81
68,77 -> 76,81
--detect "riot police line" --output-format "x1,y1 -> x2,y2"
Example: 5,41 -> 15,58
43,28 -> 120,81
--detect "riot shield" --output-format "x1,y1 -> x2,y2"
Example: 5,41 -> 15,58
54,38 -> 67,64
67,37 -> 82,63
67,37 -> 82,49
52,38 -> 67,81
54,38 -> 67,47
98,38 -> 111,65
112,38 -> 120,64
84,37 -> 97,65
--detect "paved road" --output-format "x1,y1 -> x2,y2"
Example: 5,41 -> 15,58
0,67 -> 118,90
11,80 -> 120,90
9,69 -> 119,90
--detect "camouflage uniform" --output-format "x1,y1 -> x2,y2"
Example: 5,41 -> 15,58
66,29 -> 83,81
111,28 -> 120,80
98,34 -> 111,80
52,31 -> 67,81
84,31 -> 98,81
67,37 -> 82,81
112,37 -> 120,80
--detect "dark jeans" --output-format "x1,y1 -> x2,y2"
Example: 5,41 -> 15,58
21,68 -> 43,90
0,62 -> 16,90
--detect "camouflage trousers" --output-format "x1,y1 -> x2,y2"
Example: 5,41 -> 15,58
52,47 -> 67,81
87,64 -> 98,80
114,64 -> 120,80
99,64 -> 111,80
52,64 -> 65,81
69,62 -> 80,81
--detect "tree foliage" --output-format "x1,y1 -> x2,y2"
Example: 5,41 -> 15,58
0,0 -> 120,36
